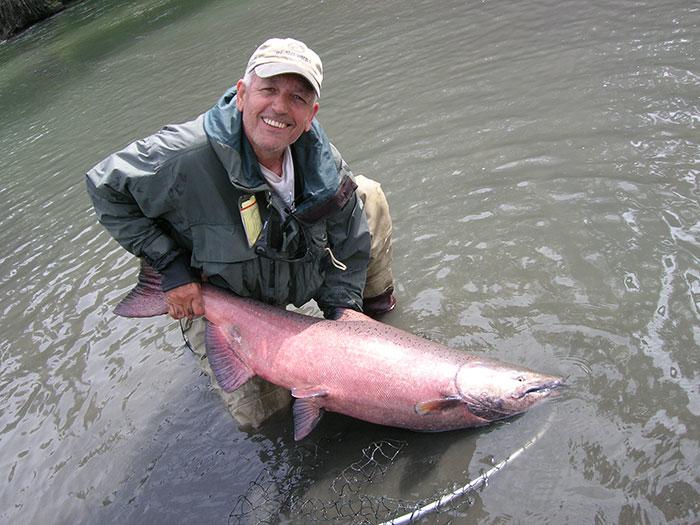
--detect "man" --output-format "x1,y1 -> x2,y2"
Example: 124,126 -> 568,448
86,37 -> 395,426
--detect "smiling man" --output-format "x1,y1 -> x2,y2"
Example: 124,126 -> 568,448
86,37 -> 395,426
236,73 -> 319,173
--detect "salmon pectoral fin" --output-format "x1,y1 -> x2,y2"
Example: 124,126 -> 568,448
205,321 -> 254,392
293,398 -> 324,441
414,396 -> 464,416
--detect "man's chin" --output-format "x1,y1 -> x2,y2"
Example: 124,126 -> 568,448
254,134 -> 300,155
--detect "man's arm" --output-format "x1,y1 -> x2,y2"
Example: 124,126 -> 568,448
314,149 -> 371,318
85,134 -> 202,318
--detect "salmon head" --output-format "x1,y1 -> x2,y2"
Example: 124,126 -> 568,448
454,361 -> 562,423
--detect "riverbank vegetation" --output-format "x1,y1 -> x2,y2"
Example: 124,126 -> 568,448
0,0 -> 77,40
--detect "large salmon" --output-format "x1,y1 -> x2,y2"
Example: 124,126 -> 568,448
115,262 -> 562,440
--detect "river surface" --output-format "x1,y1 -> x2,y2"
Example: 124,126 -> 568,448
1,0 -> 698,523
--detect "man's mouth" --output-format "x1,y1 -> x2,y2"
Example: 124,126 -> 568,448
262,117 -> 289,129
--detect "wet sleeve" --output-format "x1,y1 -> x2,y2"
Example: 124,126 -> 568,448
85,137 -> 196,289
314,154 -> 371,318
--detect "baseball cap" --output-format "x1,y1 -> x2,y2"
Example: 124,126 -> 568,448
245,37 -> 323,98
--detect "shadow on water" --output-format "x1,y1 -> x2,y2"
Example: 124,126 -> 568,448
81,370 -> 494,525
0,0 -> 221,121
222,406 -> 561,524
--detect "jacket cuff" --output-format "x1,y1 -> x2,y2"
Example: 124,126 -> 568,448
321,302 -> 362,320
159,254 -> 199,292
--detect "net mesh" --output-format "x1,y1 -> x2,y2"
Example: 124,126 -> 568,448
228,438 -> 481,525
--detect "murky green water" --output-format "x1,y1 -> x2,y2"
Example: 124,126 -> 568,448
1,0 -> 698,523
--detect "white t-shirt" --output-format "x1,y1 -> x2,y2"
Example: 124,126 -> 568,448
259,146 -> 295,215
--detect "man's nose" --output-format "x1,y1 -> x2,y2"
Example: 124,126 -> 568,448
270,94 -> 289,114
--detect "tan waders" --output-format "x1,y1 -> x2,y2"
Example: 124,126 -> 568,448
355,175 -> 396,316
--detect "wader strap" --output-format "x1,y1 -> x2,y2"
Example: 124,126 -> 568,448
295,175 -> 357,222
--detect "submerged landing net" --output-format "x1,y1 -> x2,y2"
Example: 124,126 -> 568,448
230,415 -> 552,524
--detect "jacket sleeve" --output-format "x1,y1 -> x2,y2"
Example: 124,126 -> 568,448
314,148 -> 371,318
85,135 -> 198,290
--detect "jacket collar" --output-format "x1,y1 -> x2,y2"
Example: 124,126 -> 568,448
203,87 -> 341,216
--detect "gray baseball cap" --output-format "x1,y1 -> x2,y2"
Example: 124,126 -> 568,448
245,37 -> 323,98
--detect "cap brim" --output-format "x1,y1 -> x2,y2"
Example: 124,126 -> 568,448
253,63 -> 321,98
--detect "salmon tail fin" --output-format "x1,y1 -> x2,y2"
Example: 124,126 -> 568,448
114,259 -> 169,318
205,321 -> 255,392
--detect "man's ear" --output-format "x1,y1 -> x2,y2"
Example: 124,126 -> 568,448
305,102 -> 320,132
235,79 -> 246,111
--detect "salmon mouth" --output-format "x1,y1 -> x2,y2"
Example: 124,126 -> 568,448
513,378 -> 562,399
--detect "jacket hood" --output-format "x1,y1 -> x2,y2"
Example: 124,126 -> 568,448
203,87 -> 341,216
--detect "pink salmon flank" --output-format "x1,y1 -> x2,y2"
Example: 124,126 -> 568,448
115,262 -> 562,440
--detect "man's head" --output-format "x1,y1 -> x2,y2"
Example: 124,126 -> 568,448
236,38 -> 322,170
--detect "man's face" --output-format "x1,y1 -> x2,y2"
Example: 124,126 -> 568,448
236,73 -> 319,168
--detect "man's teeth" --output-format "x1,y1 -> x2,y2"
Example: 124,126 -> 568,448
263,118 -> 287,129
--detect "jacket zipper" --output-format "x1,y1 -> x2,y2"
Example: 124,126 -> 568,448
266,192 -> 277,302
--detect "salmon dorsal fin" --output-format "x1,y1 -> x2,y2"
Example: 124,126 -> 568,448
414,396 -> 464,415
205,321 -> 255,392
293,398 -> 324,441
114,259 -> 168,318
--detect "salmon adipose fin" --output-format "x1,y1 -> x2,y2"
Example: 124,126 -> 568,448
205,321 -> 255,392
114,260 -> 168,318
292,387 -> 328,440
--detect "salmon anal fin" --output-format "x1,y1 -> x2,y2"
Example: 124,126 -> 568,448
114,259 -> 168,318
205,321 -> 254,392
291,386 -> 329,399
414,396 -> 464,415
293,398 -> 324,441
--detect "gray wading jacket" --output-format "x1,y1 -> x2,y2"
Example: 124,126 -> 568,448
85,87 -> 370,316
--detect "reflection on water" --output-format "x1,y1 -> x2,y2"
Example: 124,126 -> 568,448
0,0 -> 698,523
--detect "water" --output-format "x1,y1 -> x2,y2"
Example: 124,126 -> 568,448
1,0 -> 698,523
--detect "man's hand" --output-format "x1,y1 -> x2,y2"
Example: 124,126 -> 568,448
165,282 -> 205,320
